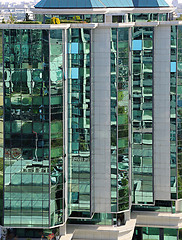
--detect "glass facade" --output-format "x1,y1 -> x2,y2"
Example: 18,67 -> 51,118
35,13 -> 170,24
142,227 -> 160,239
132,200 -> 175,213
68,213 -> 113,225
0,29 -> 3,226
117,28 -> 129,212
3,29 -> 50,227
111,28 -> 129,212
164,229 -> 178,240
50,30 -> 64,226
128,13 -> 168,22
36,14 -> 104,23
8,228 -> 59,239
132,27 -> 154,204
178,26 -> 182,199
112,15 -> 125,23
111,28 -> 118,212
0,14 -> 181,239
171,26 -> 177,200
133,227 -> 178,240
3,29 -> 63,227
67,28 -> 91,217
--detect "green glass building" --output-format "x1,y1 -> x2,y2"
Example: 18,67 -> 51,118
1,0 -> 182,239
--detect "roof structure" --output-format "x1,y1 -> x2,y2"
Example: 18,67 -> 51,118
35,0 -> 169,8
132,0 -> 169,7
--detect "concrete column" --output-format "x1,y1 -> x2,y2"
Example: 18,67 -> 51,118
91,27 -> 111,213
153,25 -> 171,200
105,15 -> 112,23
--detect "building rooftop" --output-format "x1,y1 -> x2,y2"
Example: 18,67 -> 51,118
35,0 -> 169,9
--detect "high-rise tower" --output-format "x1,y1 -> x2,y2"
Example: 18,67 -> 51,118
1,0 -> 182,239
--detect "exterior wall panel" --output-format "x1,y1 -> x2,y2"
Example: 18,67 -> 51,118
92,28 -> 111,213
153,25 -> 171,201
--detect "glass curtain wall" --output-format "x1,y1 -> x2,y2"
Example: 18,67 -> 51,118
38,14 -> 104,24
3,29 -> 50,227
170,26 -> 177,200
67,28 -> 91,217
117,28 -> 129,211
164,229 -> 178,240
177,26 -> 182,199
128,13 -> 168,22
50,30 -> 64,226
133,227 -> 178,240
132,200 -> 174,213
131,27 -> 154,204
142,227 -> 160,239
0,29 -> 3,225
111,28 -> 118,212
111,28 -> 129,212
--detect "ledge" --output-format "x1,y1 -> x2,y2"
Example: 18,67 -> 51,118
0,21 -> 181,30
132,211 -> 182,229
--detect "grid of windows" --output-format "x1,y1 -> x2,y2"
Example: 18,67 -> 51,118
177,26 -> 182,199
68,213 -> 113,225
132,200 -> 175,213
3,29 -> 50,227
133,227 -> 178,240
128,13 -> 168,22
131,27 -> 154,204
67,29 -> 91,217
171,26 -> 177,200
0,29 -> 3,225
112,16 -> 125,23
36,14 -> 104,23
111,28 -> 129,212
117,28 -> 129,211
111,29 -> 118,212
50,30 -> 64,226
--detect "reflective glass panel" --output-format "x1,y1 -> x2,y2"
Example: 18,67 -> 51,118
132,27 -> 154,204
3,29 -> 49,228
67,29 -> 91,217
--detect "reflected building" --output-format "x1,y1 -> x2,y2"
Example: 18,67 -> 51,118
1,0 -> 182,239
